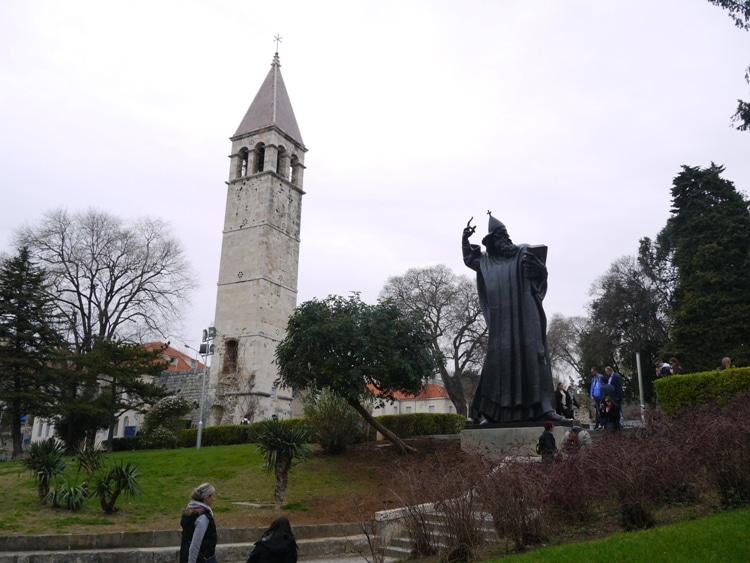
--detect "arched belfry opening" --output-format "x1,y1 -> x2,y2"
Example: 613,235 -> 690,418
276,145 -> 290,181
253,143 -> 265,173
290,154 -> 300,186
237,147 -> 250,178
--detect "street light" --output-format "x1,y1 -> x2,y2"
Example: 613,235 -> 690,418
185,326 -> 215,450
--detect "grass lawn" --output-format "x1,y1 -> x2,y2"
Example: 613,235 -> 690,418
486,508 -> 750,563
0,442 -> 380,536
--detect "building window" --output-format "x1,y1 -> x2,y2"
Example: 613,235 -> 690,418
429,405 -> 435,413
37,422 -> 43,437
393,406 -> 398,414
405,406 -> 412,414
223,339 -> 239,374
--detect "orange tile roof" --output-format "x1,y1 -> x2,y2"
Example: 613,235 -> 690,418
144,342 -> 206,372
368,382 -> 450,401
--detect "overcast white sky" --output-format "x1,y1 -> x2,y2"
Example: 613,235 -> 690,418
1,0 -> 749,355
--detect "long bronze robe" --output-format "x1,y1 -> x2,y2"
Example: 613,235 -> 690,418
463,241 -> 555,422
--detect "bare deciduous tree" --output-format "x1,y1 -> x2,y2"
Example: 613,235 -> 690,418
380,264 -> 486,416
16,208 -> 196,352
546,313 -> 588,384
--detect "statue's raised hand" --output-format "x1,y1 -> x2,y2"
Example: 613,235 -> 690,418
463,217 -> 476,240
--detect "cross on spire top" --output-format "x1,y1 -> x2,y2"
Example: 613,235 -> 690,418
274,34 -> 283,53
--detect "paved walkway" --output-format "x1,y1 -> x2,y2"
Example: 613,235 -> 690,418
304,558 -> 398,563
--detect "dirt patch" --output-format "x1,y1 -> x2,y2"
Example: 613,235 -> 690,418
220,436 -> 468,530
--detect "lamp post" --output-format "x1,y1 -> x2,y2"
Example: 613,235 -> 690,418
185,326 -> 215,450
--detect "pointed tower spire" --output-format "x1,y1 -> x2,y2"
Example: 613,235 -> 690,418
234,52 -> 304,145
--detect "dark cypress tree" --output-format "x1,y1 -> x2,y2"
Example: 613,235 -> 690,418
0,248 -> 65,458
658,163 -> 750,371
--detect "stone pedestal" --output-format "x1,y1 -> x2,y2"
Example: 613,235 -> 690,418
460,421 -> 570,459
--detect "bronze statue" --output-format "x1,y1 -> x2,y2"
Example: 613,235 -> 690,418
462,212 -> 562,423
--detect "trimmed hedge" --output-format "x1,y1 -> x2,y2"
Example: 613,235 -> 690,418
653,367 -> 750,414
111,436 -> 143,451
113,413 -> 464,450
368,413 -> 467,440
177,418 -> 309,448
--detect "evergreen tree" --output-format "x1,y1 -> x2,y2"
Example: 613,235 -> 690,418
54,339 -> 168,453
0,248 -> 65,458
658,164 -> 750,370
275,294 -> 439,455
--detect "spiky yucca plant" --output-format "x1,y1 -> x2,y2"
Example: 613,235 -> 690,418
94,460 -> 142,514
23,439 -> 67,503
256,420 -> 311,506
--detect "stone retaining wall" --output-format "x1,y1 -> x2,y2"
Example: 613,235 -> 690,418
0,523 -> 368,562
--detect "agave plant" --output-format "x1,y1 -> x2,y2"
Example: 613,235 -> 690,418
46,480 -> 90,511
94,460 -> 142,514
23,439 -> 67,503
256,420 -> 311,506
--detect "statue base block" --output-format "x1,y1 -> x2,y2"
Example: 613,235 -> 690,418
461,421 -> 570,459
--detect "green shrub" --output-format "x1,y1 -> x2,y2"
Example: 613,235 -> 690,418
367,413 -> 466,440
303,390 -> 365,453
177,418 -> 308,448
654,368 -> 750,414
111,436 -> 144,451
141,395 -> 193,449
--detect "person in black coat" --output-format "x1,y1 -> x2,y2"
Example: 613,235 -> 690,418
604,367 -> 624,405
602,396 -> 621,432
247,516 -> 298,563
537,421 -> 558,462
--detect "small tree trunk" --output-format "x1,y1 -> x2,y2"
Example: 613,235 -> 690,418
439,367 -> 468,417
106,414 -> 116,452
346,398 -> 416,455
11,398 -> 23,459
274,457 -> 291,506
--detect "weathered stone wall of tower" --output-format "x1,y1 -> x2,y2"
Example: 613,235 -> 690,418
208,125 -> 306,425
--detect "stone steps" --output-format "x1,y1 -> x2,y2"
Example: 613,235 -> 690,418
377,503 -> 499,560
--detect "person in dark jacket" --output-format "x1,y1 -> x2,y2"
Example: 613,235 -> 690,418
537,421 -> 557,462
602,396 -> 621,432
180,483 -> 218,563
247,516 -> 298,563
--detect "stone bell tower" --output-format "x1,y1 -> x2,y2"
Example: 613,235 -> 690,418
207,51 -> 306,424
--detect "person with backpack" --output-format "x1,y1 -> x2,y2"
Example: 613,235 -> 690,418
246,516 -> 298,563
563,420 -> 592,449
